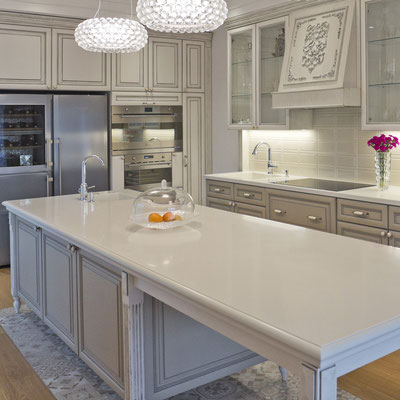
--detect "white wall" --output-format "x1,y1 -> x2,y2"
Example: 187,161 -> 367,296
211,26 -> 241,173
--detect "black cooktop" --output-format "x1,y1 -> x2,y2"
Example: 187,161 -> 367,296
276,178 -> 373,192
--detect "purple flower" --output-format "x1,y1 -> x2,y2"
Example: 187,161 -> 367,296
368,133 -> 399,152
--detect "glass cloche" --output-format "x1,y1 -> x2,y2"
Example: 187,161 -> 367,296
130,180 -> 197,229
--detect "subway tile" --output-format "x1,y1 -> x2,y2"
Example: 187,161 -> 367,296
317,155 -> 336,165
336,156 -> 356,168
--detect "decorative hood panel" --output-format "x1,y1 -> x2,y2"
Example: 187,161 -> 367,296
272,0 -> 360,109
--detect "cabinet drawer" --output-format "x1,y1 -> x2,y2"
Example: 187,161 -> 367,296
389,206 -> 400,232
206,197 -> 233,212
337,199 -> 388,229
337,222 -> 388,245
206,180 -> 234,200
266,189 -> 336,233
235,202 -> 265,219
234,184 -> 265,206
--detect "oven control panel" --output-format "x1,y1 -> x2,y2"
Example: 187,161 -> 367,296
125,153 -> 172,166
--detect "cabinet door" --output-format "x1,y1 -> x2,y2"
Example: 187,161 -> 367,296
362,0 -> 400,129
15,218 -> 42,315
234,202 -> 266,219
207,197 -> 233,212
149,38 -> 182,92
388,231 -> 400,248
183,40 -> 205,92
0,24 -> 51,89
112,48 -> 148,91
78,251 -> 124,396
206,180 -> 234,200
52,29 -> 110,90
42,232 -> 78,352
337,221 -> 388,245
228,25 -> 256,129
183,94 -> 204,203
256,17 -> 289,129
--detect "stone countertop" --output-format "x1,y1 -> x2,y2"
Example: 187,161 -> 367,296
205,172 -> 400,206
3,190 -> 400,364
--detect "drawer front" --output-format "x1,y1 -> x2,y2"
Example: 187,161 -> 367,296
206,180 -> 234,200
337,199 -> 388,229
389,206 -> 400,232
266,190 -> 336,233
234,184 -> 265,206
206,197 -> 233,212
337,221 -> 388,245
234,202 -> 265,219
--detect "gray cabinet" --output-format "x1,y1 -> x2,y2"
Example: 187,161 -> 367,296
234,183 -> 265,207
15,218 -> 42,315
0,24 -> 51,89
183,40 -> 205,92
52,29 -> 110,90
112,48 -> 148,91
78,250 -> 124,397
266,189 -> 336,233
388,231 -> 400,248
149,37 -> 182,92
42,231 -> 78,352
337,222 -> 389,245
235,202 -> 266,218
206,180 -> 234,200
206,197 -> 233,212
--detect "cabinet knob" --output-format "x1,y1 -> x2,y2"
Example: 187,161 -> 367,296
67,244 -> 77,252
381,232 -> 386,237
307,215 -> 320,222
243,193 -> 254,198
353,211 -> 369,217
273,209 -> 285,215
387,232 -> 393,238
214,188 -> 224,193
34,226 -> 41,232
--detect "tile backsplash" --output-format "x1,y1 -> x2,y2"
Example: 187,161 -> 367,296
242,108 -> 400,185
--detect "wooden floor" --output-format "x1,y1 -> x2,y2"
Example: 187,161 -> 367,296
0,267 -> 400,399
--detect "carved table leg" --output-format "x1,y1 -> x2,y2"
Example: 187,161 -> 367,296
122,272 -> 145,400
8,213 -> 20,314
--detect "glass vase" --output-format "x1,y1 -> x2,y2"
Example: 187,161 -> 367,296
375,151 -> 391,191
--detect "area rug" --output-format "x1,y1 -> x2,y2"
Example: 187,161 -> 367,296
0,307 -> 359,400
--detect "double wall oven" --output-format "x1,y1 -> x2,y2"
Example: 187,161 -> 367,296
112,105 -> 183,191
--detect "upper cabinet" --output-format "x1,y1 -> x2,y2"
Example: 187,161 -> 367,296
362,0 -> 400,129
228,26 -> 256,129
183,40 -> 205,93
52,29 -> 110,91
0,24 -> 51,89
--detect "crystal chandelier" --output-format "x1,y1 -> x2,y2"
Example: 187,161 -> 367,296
136,0 -> 228,34
75,0 -> 148,53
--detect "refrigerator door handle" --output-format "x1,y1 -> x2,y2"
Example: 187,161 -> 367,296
46,139 -> 54,168
47,176 -> 54,197
55,138 -> 62,195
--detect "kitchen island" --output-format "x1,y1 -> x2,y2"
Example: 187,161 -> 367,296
4,191 -> 400,400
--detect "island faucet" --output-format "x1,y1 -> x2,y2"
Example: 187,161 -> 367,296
79,155 -> 105,201
252,141 -> 278,175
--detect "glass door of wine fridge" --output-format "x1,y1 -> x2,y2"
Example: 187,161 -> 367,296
0,95 -> 51,173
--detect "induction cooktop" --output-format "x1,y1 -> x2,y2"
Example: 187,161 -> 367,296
275,178 -> 373,192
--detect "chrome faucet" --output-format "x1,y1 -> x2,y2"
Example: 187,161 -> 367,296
79,155 -> 105,201
252,141 -> 278,175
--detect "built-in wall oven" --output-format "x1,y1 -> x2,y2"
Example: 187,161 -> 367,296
112,105 -> 184,191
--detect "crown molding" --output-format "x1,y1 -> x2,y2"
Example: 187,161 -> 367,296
0,10 -> 212,41
224,0 -> 337,29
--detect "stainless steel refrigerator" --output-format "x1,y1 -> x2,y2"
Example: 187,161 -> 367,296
0,94 -> 109,266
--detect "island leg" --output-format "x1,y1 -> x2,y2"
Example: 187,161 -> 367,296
300,364 -> 337,400
122,272 -> 145,400
8,213 -> 20,314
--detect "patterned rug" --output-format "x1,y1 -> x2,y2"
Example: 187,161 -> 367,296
0,307 -> 359,400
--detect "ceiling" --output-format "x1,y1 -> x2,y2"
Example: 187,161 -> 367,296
0,0 -> 292,20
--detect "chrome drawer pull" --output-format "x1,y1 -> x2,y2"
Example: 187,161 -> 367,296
274,209 -> 285,215
214,188 -> 224,193
243,193 -> 254,198
307,215 -> 321,222
353,211 -> 369,217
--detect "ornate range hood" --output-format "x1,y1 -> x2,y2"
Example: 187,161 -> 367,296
272,0 -> 360,109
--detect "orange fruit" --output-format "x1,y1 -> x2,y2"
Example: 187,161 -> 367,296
148,213 -> 163,223
163,212 -> 176,222
175,215 -> 183,221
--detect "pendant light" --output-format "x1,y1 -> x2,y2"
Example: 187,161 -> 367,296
136,0 -> 228,34
75,0 -> 148,53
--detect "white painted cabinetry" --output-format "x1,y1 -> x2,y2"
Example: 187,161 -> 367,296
52,29 -> 110,90
183,40 -> 205,92
0,24 -> 51,89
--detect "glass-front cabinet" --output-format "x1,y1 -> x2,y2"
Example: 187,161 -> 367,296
228,17 -> 288,130
228,26 -> 256,129
362,0 -> 400,129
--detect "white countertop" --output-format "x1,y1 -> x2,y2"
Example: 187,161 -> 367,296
4,191 -> 400,363
205,172 -> 400,206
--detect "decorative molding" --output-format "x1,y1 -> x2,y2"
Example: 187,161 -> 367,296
224,0 -> 341,30
8,212 -> 21,314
